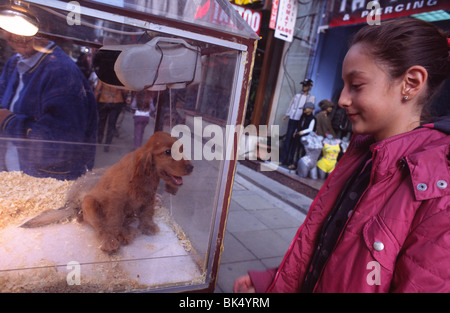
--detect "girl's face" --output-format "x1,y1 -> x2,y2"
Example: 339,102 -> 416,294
339,43 -> 413,142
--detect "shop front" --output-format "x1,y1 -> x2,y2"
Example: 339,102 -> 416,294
311,0 -> 450,127
250,0 -> 449,141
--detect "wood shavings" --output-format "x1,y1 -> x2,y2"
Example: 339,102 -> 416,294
0,171 -> 73,229
0,172 -> 206,292
0,259 -> 148,293
155,205 -> 193,254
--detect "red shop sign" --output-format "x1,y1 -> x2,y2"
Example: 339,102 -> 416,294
195,1 -> 261,35
232,4 -> 262,35
330,0 -> 450,27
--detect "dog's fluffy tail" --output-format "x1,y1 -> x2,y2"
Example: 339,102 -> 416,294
20,205 -> 78,228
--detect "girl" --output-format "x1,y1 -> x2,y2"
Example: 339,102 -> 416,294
234,18 -> 450,293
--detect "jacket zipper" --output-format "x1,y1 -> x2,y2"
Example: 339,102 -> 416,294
266,167 -> 336,292
266,138 -> 364,292
311,148 -> 379,292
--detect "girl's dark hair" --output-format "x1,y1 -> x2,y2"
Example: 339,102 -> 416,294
351,18 -> 450,119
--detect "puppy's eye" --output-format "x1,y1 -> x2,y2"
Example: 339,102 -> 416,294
165,149 -> 172,155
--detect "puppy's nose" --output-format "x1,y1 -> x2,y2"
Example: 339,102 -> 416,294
186,164 -> 194,173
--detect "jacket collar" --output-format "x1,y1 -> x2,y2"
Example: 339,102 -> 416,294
368,117 -> 449,158
15,42 -> 56,75
423,116 -> 450,135
407,116 -> 450,200
406,142 -> 449,201
349,122 -> 449,192
364,123 -> 449,200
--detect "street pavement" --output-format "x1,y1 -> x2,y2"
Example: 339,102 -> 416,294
215,163 -> 313,293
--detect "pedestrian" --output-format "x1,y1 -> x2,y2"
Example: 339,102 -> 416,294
234,18 -> 450,293
288,102 -> 316,170
133,90 -> 156,150
281,79 -> 315,166
315,99 -> 337,138
0,31 -> 97,180
95,80 -> 127,152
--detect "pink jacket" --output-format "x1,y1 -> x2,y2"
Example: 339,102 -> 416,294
250,120 -> 450,292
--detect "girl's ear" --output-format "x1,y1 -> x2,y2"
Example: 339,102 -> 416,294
402,65 -> 428,102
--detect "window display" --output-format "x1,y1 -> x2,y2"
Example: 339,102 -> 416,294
0,0 -> 257,292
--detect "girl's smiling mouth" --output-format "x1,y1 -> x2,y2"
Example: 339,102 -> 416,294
346,111 -> 359,120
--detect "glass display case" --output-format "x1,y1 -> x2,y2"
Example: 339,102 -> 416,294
0,0 -> 257,292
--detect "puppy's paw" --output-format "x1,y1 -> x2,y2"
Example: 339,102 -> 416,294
138,221 -> 160,236
118,227 -> 140,245
100,234 -> 120,254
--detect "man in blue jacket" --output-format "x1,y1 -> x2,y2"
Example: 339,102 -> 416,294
0,32 -> 97,180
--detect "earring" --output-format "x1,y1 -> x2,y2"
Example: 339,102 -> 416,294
403,88 -> 410,101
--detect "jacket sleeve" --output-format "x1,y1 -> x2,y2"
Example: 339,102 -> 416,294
0,63 -> 8,105
2,53 -> 97,179
248,268 -> 277,293
302,119 -> 315,136
0,56 -> 19,109
391,202 -> 450,292
4,63 -> 94,143
285,95 -> 297,117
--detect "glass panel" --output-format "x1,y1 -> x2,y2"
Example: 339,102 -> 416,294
0,0 -> 242,292
87,0 -> 259,40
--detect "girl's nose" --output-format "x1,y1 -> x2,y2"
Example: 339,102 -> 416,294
338,86 -> 351,108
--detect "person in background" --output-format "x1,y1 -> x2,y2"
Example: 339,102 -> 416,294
95,80 -> 127,152
234,18 -> 450,293
281,79 -> 315,167
133,90 -> 156,150
288,102 -> 316,170
0,31 -> 97,180
315,99 -> 337,138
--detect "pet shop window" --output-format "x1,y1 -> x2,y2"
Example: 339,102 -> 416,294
0,0 -> 257,292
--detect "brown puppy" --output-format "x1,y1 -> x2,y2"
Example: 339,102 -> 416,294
79,131 -> 193,253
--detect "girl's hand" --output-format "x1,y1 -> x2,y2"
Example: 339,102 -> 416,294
233,274 -> 256,293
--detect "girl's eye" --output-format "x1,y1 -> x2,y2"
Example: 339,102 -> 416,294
351,84 -> 363,89
165,149 -> 171,155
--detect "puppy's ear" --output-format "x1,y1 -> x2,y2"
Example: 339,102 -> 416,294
132,147 -> 153,180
